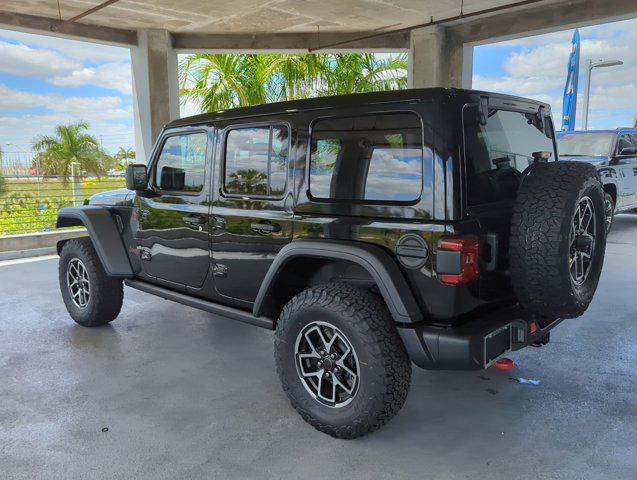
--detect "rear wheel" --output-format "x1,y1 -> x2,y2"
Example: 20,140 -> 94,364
274,283 -> 411,439
59,238 -> 123,327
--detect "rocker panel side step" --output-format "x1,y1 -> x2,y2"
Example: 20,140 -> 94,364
125,279 -> 275,330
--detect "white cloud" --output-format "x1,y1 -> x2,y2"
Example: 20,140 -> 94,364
49,63 -> 132,94
0,41 -> 81,77
473,19 -> 637,130
0,29 -> 130,63
0,85 -> 130,118
0,30 -> 134,154
0,36 -> 132,94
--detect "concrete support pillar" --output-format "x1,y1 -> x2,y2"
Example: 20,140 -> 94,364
130,29 -> 179,164
408,26 -> 473,89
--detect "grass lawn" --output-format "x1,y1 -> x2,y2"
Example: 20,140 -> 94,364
0,176 -> 125,236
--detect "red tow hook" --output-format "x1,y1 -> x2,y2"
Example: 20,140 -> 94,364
493,358 -> 514,370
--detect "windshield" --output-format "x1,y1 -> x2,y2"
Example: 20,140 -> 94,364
557,133 -> 614,157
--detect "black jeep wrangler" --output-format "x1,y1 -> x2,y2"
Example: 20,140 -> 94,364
56,89 -> 607,438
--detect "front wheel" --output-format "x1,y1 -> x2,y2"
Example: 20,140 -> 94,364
274,283 -> 411,439
604,192 -> 615,234
59,238 -> 123,327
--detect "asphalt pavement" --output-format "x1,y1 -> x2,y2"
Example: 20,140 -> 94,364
1,215 -> 636,479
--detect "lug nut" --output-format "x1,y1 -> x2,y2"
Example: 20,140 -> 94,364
330,353 -> 336,359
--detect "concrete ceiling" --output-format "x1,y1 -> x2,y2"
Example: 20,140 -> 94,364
1,0 -> 532,34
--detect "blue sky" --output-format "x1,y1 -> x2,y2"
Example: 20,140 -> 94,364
0,30 -> 134,158
1,17 -> 636,159
473,18 -> 637,130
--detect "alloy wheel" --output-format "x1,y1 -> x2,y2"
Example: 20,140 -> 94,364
294,321 -> 360,408
67,258 -> 91,308
569,196 -> 596,285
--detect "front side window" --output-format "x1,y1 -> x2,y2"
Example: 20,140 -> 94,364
154,132 -> 207,193
224,125 -> 289,197
309,113 -> 423,203
464,107 -> 554,206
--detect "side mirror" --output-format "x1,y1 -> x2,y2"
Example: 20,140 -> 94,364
619,147 -> 637,156
159,166 -> 185,191
125,164 -> 148,191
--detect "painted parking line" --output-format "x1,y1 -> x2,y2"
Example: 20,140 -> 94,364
0,254 -> 58,267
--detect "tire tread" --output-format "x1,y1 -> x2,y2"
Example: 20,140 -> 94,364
274,282 -> 411,439
59,237 -> 123,326
509,161 -> 605,318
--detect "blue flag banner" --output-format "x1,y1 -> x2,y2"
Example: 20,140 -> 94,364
562,29 -> 580,131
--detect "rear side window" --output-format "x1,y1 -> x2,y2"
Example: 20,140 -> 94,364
309,113 -> 423,203
463,107 -> 554,206
154,132 -> 207,193
224,125 -> 289,198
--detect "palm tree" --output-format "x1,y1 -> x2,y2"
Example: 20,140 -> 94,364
33,121 -> 111,178
179,54 -> 269,111
114,147 -> 136,169
319,53 -> 408,97
266,54 -> 326,101
179,53 -> 408,113
226,169 -> 268,196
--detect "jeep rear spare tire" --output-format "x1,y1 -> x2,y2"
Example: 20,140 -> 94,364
509,161 -> 606,319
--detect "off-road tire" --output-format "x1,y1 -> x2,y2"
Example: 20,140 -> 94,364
604,192 -> 615,234
274,283 -> 411,439
59,238 -> 123,327
509,161 -> 606,319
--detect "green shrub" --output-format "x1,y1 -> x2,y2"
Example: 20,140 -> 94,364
0,176 -> 124,236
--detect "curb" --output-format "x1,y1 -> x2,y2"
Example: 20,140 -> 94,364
0,229 -> 87,253
0,247 -> 58,262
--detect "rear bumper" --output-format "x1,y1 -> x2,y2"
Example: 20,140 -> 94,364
398,307 -> 563,370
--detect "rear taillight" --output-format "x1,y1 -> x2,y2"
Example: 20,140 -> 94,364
437,236 -> 480,285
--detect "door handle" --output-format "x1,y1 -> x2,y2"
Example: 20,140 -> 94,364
183,215 -> 207,226
251,222 -> 281,234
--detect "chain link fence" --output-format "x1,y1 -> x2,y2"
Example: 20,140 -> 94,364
0,168 -> 125,236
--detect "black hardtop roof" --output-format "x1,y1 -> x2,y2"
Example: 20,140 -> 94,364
166,88 -> 549,129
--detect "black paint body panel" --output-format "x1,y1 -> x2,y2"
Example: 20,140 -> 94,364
59,88 -> 558,369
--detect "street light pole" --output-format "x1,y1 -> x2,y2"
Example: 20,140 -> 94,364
582,59 -> 623,130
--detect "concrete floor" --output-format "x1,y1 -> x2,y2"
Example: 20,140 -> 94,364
1,216 -> 636,480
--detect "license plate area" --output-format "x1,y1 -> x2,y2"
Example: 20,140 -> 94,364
484,324 -> 512,367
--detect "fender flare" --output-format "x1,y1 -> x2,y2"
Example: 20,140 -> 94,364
253,240 -> 423,324
57,206 -> 133,277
